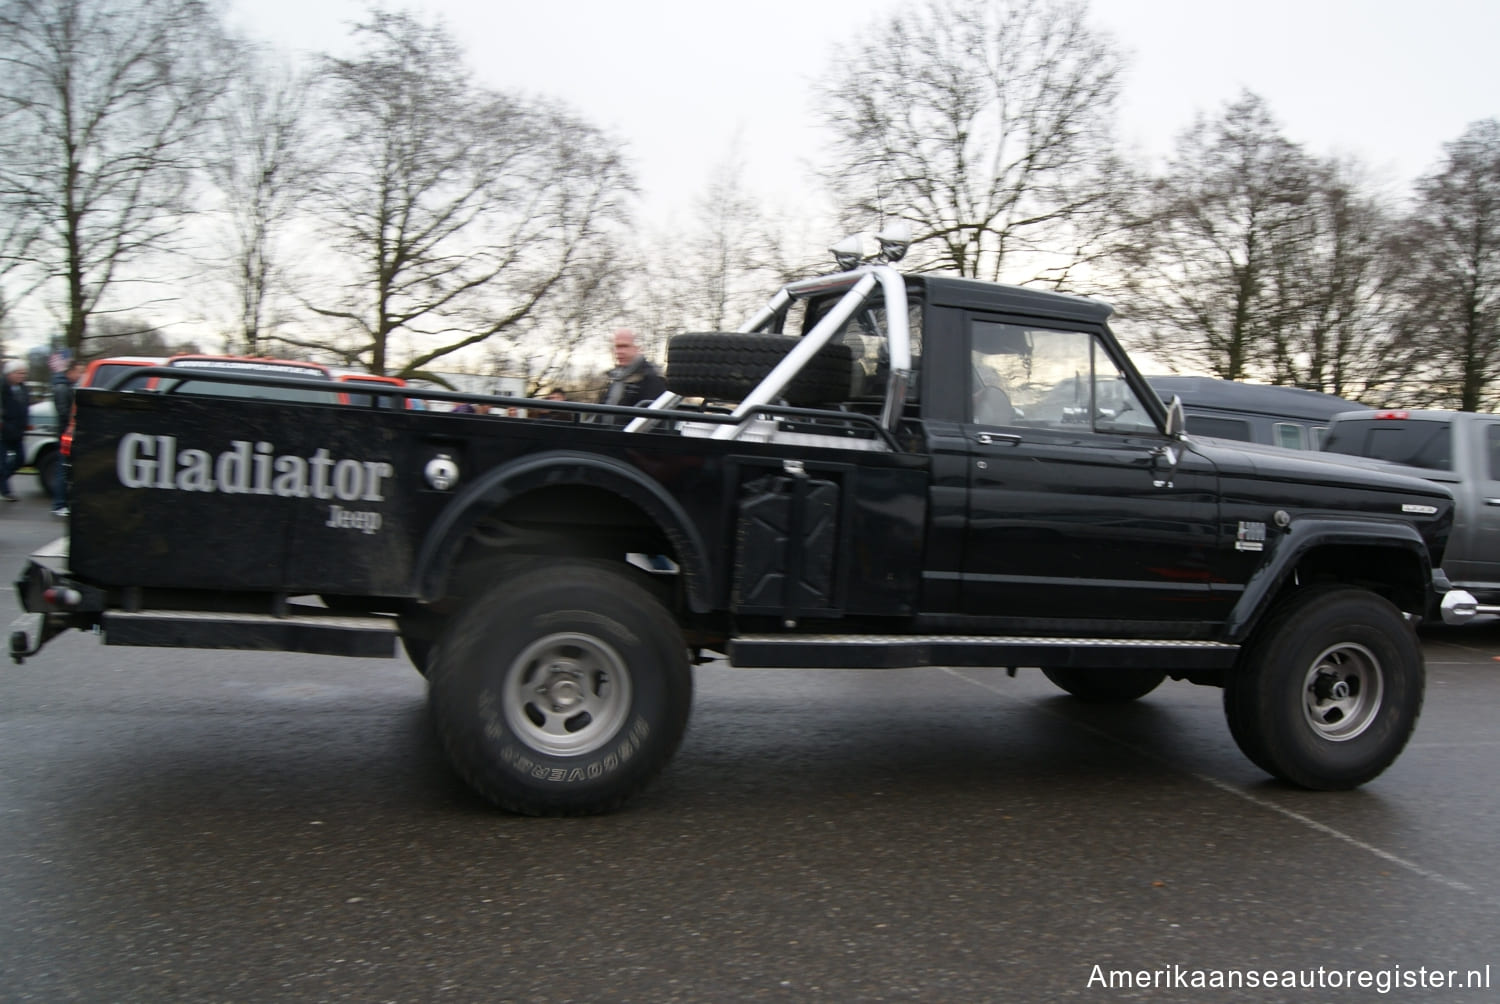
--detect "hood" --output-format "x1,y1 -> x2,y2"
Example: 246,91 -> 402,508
1184,435 -> 1455,565
1186,436 -> 1456,502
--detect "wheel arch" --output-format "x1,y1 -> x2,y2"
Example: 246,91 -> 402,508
1224,518 -> 1433,643
30,438 -> 58,462
413,451 -> 713,612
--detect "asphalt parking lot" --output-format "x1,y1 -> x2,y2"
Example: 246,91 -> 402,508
2,482 -> 1497,1002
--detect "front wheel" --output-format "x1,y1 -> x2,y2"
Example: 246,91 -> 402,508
1224,588 -> 1423,790
428,560 -> 692,815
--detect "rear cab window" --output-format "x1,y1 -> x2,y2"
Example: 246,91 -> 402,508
1323,418 -> 1454,470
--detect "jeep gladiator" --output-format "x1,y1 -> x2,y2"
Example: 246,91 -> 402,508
10,234 -> 1481,815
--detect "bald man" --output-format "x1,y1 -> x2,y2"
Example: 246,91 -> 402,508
598,328 -> 666,425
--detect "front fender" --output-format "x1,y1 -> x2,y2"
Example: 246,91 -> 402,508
413,451 -> 711,612
1224,517 -> 1433,642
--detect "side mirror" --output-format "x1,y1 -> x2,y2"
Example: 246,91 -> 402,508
1165,395 -> 1186,438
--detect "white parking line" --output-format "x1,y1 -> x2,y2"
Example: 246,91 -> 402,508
944,668 -> 1482,900
1408,740 -> 1500,748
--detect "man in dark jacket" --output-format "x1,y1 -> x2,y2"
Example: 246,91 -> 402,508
597,329 -> 666,424
1,359 -> 31,502
50,357 -> 82,514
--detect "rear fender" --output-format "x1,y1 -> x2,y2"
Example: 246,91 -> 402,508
413,451 -> 711,612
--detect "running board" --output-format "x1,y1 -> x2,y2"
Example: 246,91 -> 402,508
727,634 -> 1239,670
102,609 -> 398,658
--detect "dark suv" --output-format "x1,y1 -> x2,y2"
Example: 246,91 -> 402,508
1147,376 -> 1361,450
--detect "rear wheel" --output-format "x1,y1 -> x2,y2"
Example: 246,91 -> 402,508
1041,666 -> 1165,702
1224,588 -> 1422,789
427,560 -> 692,815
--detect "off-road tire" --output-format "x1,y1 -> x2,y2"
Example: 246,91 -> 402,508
666,332 -> 853,406
427,560 -> 692,815
1223,587 -> 1423,790
1041,667 -> 1166,702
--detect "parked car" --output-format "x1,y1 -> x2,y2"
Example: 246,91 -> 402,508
336,372 -> 411,409
60,357 -> 166,470
1323,408 -> 1500,612
155,355 -> 343,404
21,398 -> 60,496
1147,376 -> 1363,450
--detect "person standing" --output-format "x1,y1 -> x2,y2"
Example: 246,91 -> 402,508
1,360 -> 32,502
50,357 -> 83,515
597,328 -> 666,424
535,388 -> 575,422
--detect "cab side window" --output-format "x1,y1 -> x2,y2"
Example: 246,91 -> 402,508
1273,422 -> 1307,450
969,321 -> 1155,434
1486,425 -> 1500,481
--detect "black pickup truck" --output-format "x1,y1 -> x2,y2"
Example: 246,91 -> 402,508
10,232 -> 1480,815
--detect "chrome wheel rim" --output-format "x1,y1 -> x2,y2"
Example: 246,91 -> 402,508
1301,642 -> 1383,742
503,632 -> 633,756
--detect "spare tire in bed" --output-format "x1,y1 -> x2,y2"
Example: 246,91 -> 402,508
666,333 -> 853,406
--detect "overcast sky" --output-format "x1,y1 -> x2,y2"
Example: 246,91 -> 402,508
230,0 -> 1499,226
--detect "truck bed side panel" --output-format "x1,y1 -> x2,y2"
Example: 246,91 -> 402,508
69,392 -> 932,617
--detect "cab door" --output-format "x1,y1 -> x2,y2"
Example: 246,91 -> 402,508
1462,419 -> 1500,588
960,317 -> 1227,626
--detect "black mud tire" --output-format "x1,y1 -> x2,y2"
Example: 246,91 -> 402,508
427,560 -> 692,816
666,332 -> 853,406
1223,588 -> 1423,790
1041,666 -> 1166,702
396,606 -> 447,677
401,635 -> 432,676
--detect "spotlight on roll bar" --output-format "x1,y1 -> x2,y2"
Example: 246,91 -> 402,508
875,221 -> 911,263
830,223 -> 912,270
830,235 -> 864,271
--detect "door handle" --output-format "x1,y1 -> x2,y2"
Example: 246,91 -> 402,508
1485,498 -> 1500,506
975,432 -> 1021,446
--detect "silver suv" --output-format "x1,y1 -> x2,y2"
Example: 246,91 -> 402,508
21,396 -> 60,496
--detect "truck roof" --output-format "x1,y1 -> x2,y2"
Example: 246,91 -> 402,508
914,275 -> 1113,325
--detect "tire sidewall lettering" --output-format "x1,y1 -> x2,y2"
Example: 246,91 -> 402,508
496,714 -> 651,787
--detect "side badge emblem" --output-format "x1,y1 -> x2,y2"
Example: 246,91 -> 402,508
425,454 -> 459,491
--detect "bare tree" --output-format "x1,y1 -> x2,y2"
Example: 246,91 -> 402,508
819,0 -> 1127,285
206,51 -> 315,356
1261,160 -> 1405,401
682,151 -> 776,331
1120,93 -> 1319,380
304,10 -> 634,378
0,218 -> 44,356
629,148 -> 806,353
85,313 -> 197,357
0,0 -> 232,356
483,238 -> 630,398
1385,119 -> 1500,412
